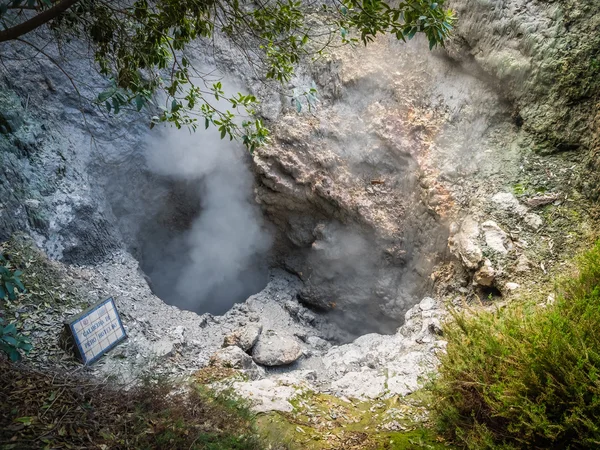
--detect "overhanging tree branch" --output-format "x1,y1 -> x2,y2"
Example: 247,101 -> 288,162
0,0 -> 80,43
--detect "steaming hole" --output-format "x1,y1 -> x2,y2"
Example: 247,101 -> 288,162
129,176 -> 270,315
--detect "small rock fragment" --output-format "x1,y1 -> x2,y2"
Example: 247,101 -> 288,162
525,194 -> 560,208
524,213 -> 543,230
419,297 -> 436,311
474,259 -> 495,287
210,346 -> 257,370
505,282 -> 520,291
491,192 -> 528,216
516,254 -> 531,273
223,323 -> 263,351
482,220 -> 511,254
449,216 -> 482,269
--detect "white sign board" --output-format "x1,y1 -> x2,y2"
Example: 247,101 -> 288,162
65,297 -> 127,365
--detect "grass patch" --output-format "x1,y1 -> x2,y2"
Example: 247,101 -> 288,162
0,360 -> 278,450
433,241 -> 600,449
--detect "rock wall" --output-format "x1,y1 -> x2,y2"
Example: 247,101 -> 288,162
447,0 -> 600,194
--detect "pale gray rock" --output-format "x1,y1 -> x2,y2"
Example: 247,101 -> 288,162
419,297 -> 436,311
331,370 -> 387,399
210,345 -> 257,370
231,376 -> 304,413
482,220 -> 511,255
252,330 -> 303,366
491,193 -> 528,216
223,323 -> 263,351
474,260 -> 495,287
306,335 -> 331,351
516,254 -> 531,273
449,216 -> 483,269
524,213 -> 543,230
505,282 -> 521,291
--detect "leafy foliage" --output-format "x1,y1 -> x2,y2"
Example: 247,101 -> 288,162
0,254 -> 25,301
0,317 -> 32,361
0,0 -> 455,150
0,254 -> 31,361
434,241 -> 600,449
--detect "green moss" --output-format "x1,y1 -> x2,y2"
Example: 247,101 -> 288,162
258,390 -> 455,449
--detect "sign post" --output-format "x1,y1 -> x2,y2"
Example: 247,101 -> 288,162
64,297 -> 127,365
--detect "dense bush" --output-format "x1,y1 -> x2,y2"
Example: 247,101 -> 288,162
434,242 -> 600,449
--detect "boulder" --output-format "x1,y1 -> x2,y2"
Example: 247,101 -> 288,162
223,323 -> 263,351
252,330 -> 303,366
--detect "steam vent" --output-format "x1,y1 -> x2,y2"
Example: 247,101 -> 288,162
1,0 -> 599,448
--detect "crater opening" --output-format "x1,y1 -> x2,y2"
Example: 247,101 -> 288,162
134,177 -> 270,315
103,123 -> 272,316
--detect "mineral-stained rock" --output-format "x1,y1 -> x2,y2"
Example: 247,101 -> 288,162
223,323 -> 263,352
210,346 -> 257,370
526,194 -> 560,208
252,330 -> 303,366
449,216 -> 482,269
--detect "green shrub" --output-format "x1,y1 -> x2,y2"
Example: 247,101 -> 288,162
434,242 -> 600,449
0,254 -> 25,300
0,253 -> 31,361
0,318 -> 32,361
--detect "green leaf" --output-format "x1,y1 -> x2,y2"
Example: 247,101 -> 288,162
5,282 -> 15,299
0,285 -> 5,300
2,336 -> 17,346
14,279 -> 25,292
8,349 -> 21,361
3,323 -> 16,334
98,91 -> 113,103
19,342 -> 33,352
112,98 -> 120,114
135,95 -> 144,112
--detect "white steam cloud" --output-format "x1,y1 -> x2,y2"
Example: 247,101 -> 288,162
142,81 -> 272,314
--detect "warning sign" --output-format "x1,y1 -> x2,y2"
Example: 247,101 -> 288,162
65,297 -> 126,365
